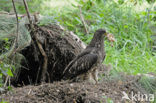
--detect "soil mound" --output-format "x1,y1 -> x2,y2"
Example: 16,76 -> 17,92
1,74 -> 147,103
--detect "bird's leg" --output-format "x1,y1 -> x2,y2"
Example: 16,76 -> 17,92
88,72 -> 93,82
92,69 -> 98,84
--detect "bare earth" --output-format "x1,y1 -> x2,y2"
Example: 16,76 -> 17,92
1,74 -> 149,103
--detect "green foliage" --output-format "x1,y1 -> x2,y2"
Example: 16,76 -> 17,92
139,76 -> 156,93
0,0 -> 12,12
102,96 -> 114,103
0,61 -> 14,80
0,0 -> 43,13
0,37 -> 14,87
0,38 -> 10,54
17,0 -> 43,13
0,100 -> 8,103
38,16 -> 58,26
0,63 -> 11,88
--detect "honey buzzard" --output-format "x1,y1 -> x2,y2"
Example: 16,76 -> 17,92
62,29 -> 112,83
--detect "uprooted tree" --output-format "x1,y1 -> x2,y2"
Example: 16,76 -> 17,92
0,0 -> 88,86
0,14 -> 87,86
14,24 -> 87,86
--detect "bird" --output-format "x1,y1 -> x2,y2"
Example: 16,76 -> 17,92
62,29 -> 108,83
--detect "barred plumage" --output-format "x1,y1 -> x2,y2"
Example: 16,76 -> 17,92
62,29 -> 107,83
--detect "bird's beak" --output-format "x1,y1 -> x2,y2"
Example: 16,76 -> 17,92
105,33 -> 115,47
104,32 -> 108,36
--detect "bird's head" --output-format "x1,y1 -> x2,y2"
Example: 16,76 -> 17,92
91,29 -> 115,47
94,29 -> 107,39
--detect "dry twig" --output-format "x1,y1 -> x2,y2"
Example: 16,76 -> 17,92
4,76 -> 9,87
23,0 -> 48,83
12,0 -> 19,37
23,0 -> 33,28
7,0 -> 19,58
79,6 -> 89,35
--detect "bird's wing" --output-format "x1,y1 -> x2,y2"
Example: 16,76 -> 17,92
63,53 -> 98,80
63,47 -> 94,74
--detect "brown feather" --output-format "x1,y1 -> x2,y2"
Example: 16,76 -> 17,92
62,29 -> 106,81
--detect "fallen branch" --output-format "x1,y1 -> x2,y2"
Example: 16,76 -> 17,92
23,0 -> 48,83
4,76 -> 9,88
23,0 -> 33,28
35,33 -> 48,82
12,0 -> 19,38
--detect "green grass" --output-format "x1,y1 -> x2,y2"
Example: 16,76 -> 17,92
105,44 -> 156,74
38,0 -> 156,75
